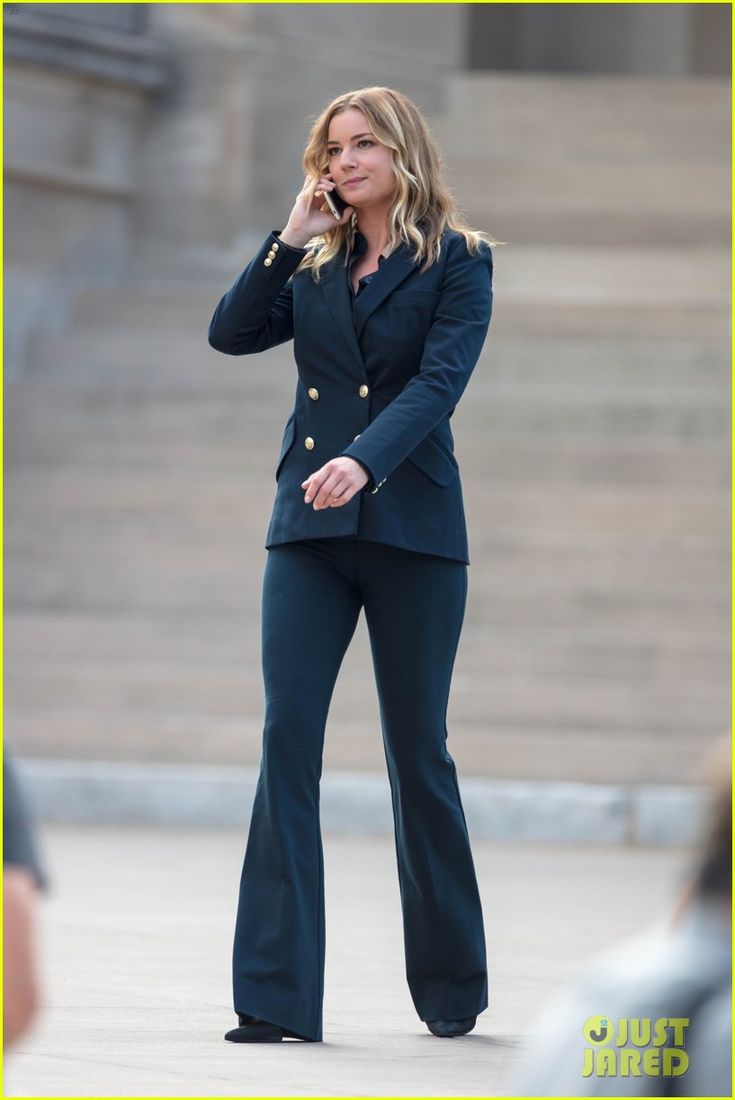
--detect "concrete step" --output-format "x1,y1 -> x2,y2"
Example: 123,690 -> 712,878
5,707 -> 723,786
18,330 -> 730,391
71,286 -> 232,330
6,630 -> 727,709
30,245 -> 732,347
5,552 -> 728,625
5,429 -> 729,489
5,430 -> 729,486
439,74 -> 729,160
6,608 -> 727,678
5,687 -> 726,776
6,552 -> 728,652
447,209 -> 729,250
443,166 -> 729,249
490,301 -> 728,340
6,382 -> 729,445
6,469 -> 729,565
6,479 -> 728,547
433,74 -> 729,247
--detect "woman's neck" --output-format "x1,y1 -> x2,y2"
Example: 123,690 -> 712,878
355,210 -> 392,258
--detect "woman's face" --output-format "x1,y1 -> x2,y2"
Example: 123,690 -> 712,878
326,108 -> 396,211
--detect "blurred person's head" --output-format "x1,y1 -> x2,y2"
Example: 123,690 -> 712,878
508,741 -> 731,1097
3,750 -> 47,1048
299,85 -> 499,280
673,739 -> 730,928
676,737 -> 731,922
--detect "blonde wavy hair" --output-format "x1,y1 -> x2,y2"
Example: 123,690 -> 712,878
295,86 -> 502,282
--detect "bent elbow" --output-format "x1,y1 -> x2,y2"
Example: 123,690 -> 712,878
207,319 -> 232,354
207,333 -> 228,354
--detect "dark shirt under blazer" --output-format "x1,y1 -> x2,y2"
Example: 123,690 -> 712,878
208,225 -> 493,564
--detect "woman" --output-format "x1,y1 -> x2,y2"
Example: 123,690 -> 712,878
208,86 -> 496,1044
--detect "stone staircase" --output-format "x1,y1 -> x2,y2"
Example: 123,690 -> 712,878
6,74 -> 729,786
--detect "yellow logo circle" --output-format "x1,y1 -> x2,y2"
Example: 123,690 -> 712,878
584,1016 -> 613,1045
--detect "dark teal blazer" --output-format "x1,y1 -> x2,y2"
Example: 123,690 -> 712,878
208,226 -> 493,564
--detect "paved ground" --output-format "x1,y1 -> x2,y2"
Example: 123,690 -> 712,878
5,826 -> 687,1098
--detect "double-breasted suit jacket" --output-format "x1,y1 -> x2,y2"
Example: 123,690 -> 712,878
207,225 -> 494,564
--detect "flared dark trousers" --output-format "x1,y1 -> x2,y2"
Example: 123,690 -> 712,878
232,537 -> 488,1041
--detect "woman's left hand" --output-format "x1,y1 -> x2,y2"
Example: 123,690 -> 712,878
301,457 -> 370,509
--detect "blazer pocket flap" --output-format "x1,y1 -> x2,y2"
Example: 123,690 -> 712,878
404,432 -> 458,486
275,413 -> 297,479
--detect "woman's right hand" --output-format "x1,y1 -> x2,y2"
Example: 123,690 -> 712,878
280,173 -> 354,249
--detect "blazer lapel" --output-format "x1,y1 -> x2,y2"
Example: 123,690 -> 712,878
317,251 -> 365,369
317,238 -> 421,357
351,241 -> 419,341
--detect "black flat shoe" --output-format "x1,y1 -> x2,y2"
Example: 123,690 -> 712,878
224,1014 -> 310,1043
225,1015 -> 284,1043
426,1015 -> 477,1037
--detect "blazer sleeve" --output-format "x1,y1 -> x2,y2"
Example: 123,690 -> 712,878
207,229 -> 308,355
338,233 -> 493,490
